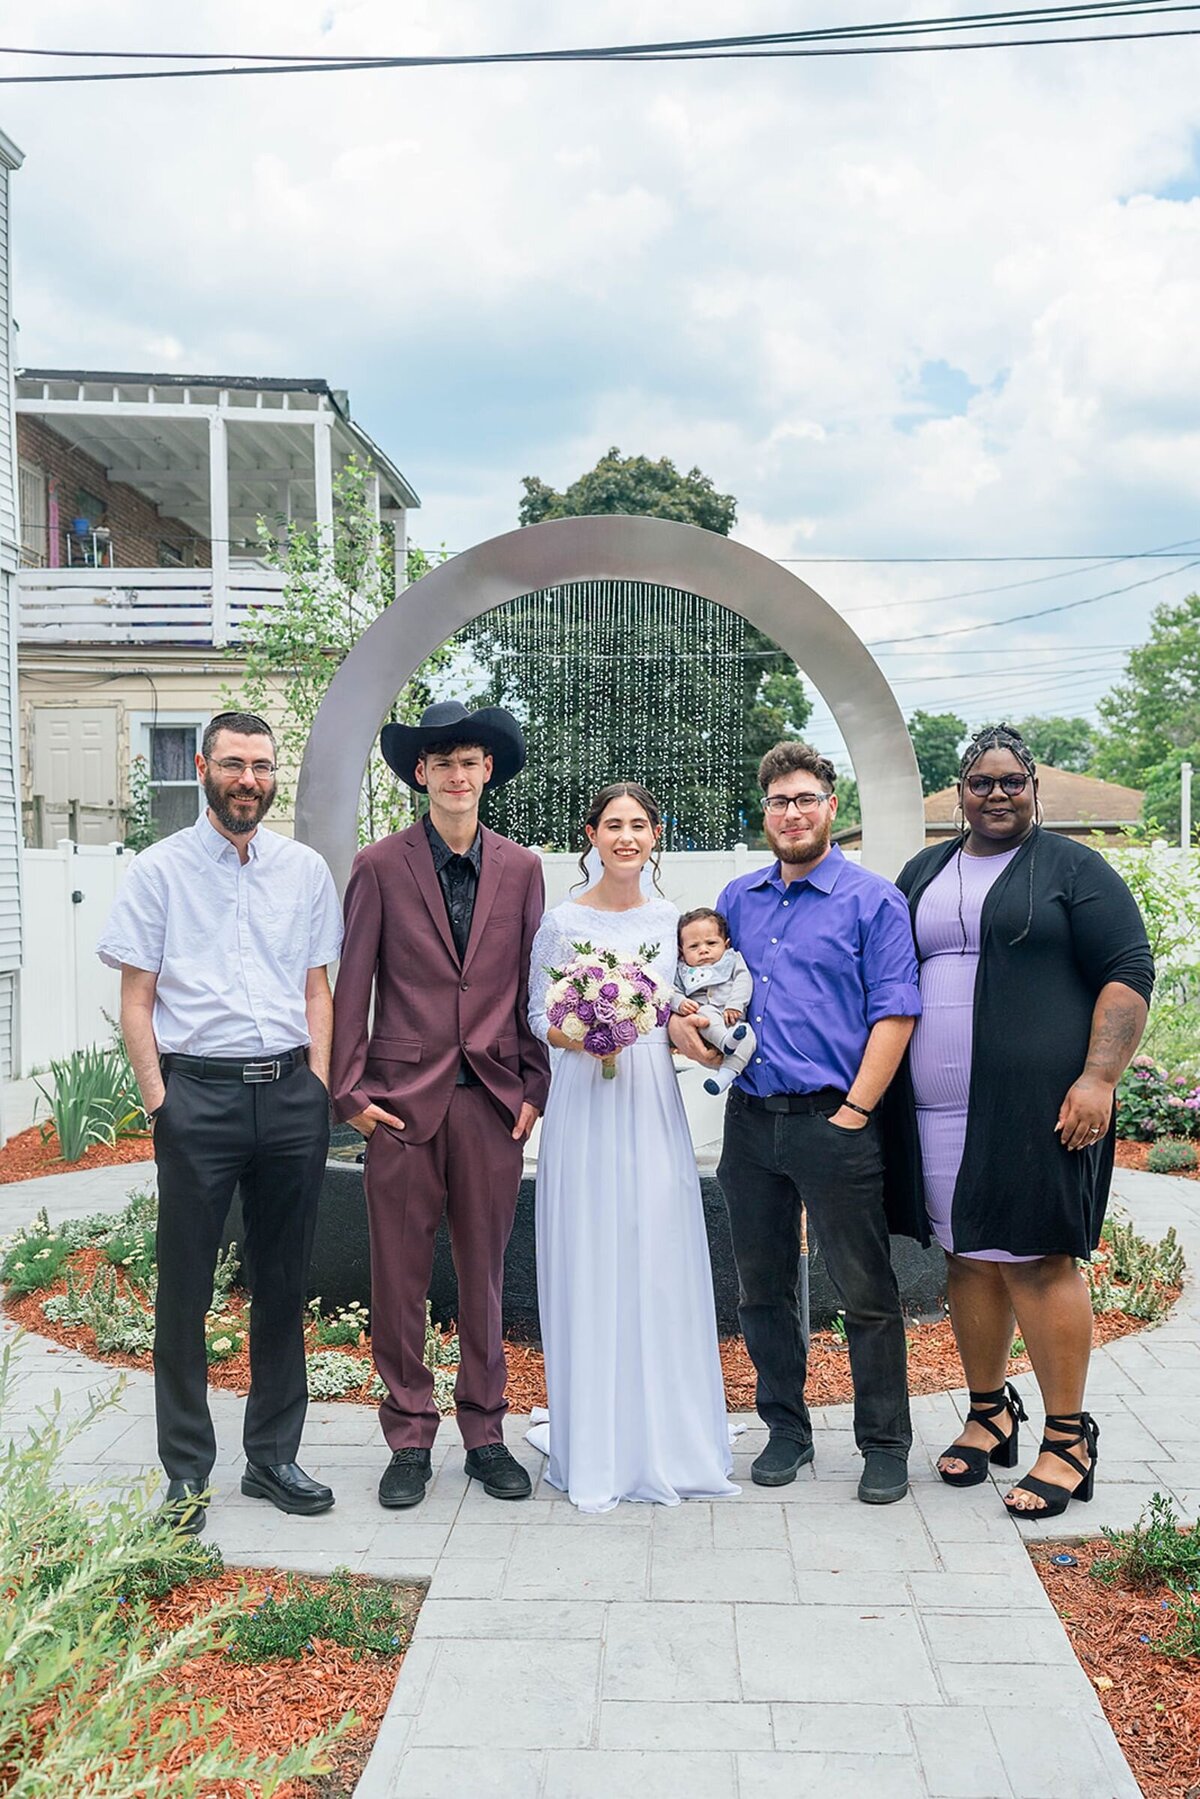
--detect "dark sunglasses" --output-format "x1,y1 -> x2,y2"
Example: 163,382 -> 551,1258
965,773 -> 1031,798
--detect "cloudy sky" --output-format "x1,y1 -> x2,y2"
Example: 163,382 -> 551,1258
4,2 -> 1200,758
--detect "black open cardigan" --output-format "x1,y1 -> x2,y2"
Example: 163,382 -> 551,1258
882,829 -> 1154,1258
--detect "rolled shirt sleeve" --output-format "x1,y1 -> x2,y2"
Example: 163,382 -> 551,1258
308,859 -> 344,969
96,858 -> 166,973
861,885 -> 923,1026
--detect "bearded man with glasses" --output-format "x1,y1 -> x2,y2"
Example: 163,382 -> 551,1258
712,740 -> 922,1505
97,711 -> 343,1535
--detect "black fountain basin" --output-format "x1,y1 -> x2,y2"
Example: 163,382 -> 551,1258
227,1124 -> 946,1337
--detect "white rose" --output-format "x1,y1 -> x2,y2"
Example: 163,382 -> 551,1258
560,1014 -> 587,1043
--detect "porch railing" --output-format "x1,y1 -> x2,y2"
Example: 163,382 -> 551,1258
17,566 -> 286,645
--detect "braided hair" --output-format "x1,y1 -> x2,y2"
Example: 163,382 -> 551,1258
957,722 -> 1039,946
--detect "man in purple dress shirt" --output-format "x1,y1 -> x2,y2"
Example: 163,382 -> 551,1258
715,742 -> 921,1504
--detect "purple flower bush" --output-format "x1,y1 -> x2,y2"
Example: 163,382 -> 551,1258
1116,1056 -> 1200,1142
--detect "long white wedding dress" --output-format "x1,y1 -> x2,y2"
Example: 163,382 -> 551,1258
527,896 -> 739,1512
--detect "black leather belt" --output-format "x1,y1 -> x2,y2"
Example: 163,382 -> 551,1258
161,1047 -> 308,1084
738,1087 -> 844,1115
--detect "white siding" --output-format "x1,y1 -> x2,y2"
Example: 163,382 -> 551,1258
0,139 -> 24,1096
0,166 -> 13,567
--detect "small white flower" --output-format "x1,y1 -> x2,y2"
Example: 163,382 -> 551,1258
210,1336 -> 232,1354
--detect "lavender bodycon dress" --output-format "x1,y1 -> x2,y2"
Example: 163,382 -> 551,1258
909,845 -> 1036,1263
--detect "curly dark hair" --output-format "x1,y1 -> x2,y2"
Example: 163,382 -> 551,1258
757,740 -> 836,792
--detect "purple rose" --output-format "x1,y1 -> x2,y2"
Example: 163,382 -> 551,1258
587,965 -> 605,981
634,969 -> 657,992
600,981 -> 620,1001
612,1018 -> 639,1047
655,1002 -> 671,1026
586,1024 -> 617,1056
547,1001 -> 568,1028
576,999 -> 596,1025
593,998 -> 617,1024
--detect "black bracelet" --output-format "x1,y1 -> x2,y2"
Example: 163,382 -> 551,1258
842,1098 -> 872,1119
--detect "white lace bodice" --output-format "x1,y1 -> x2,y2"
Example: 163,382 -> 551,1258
528,897 -> 680,1044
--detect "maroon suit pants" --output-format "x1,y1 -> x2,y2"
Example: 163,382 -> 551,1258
365,1085 -> 523,1450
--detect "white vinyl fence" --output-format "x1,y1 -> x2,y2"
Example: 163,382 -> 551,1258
19,841 -> 130,1076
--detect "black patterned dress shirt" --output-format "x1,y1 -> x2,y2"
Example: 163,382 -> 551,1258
423,814 -> 482,1085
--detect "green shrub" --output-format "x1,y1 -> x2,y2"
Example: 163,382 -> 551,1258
210,1239 -> 241,1312
227,1567 -> 417,1664
309,1297 -> 370,1348
36,1045 -> 149,1162
1084,1212 -> 1186,1321
0,1340 -> 348,1795
104,1220 -> 157,1285
1147,1139 -> 1200,1174
42,1262 -> 155,1356
1091,1493 -> 1200,1590
1,1210 -> 72,1295
1116,1057 -> 1200,1142
205,1316 -> 246,1364
305,1350 -> 370,1399
1159,1584 -> 1200,1659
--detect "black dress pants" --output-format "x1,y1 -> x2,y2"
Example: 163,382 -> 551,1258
151,1058 -> 330,1481
717,1089 -> 912,1458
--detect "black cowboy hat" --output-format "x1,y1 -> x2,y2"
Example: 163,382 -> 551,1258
379,701 -> 526,792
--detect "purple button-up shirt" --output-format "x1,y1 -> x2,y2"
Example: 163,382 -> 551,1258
716,844 -> 921,1097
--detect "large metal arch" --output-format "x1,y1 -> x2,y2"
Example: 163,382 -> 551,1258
295,514 -> 924,891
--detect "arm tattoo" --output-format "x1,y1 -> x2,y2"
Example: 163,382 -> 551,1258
1083,983 -> 1148,1084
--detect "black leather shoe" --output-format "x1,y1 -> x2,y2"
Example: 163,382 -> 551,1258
161,1478 -> 209,1536
241,1461 -> 334,1515
379,1448 -> 433,1509
858,1450 -> 909,1505
751,1435 -> 815,1487
464,1442 -> 532,1500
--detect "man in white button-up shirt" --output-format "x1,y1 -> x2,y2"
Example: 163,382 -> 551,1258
98,711 -> 343,1534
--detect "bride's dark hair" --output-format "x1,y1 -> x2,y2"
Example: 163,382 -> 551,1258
573,782 -> 665,893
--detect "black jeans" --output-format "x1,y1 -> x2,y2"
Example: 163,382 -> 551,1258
151,1058 -> 330,1481
717,1090 -> 912,1458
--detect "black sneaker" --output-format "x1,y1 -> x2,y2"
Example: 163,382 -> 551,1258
379,1447 -> 433,1509
464,1442 -> 532,1500
751,1435 -> 816,1487
858,1450 -> 909,1505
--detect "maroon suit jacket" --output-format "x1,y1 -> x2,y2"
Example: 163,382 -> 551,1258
330,820 -> 551,1144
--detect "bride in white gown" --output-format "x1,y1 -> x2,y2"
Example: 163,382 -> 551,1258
527,781 -> 739,1513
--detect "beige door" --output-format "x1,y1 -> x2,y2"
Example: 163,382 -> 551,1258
29,707 -> 121,845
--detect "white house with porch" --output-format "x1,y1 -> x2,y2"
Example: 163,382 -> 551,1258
15,370 -> 419,843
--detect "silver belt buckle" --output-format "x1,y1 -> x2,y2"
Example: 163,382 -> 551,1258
242,1059 -> 280,1084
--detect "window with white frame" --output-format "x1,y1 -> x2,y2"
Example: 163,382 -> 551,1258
133,716 -> 204,839
19,461 -> 48,567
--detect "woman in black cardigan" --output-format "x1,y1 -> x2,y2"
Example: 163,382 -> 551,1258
885,724 -> 1153,1517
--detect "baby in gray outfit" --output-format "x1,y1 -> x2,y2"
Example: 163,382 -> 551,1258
670,908 -> 757,1097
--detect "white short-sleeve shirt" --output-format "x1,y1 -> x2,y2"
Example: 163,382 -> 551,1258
96,813 -> 343,1057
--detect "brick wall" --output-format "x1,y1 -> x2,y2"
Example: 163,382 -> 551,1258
17,416 -> 212,569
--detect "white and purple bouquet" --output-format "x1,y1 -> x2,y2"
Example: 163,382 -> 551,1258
545,940 -> 670,1079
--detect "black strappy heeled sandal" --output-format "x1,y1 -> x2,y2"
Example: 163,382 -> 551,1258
1003,1411 -> 1099,1518
937,1383 -> 1028,1487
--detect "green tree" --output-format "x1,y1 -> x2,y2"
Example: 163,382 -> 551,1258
908,710 -> 967,795
225,455 -> 449,844
1093,593 -> 1200,841
520,446 -> 737,534
1012,713 -> 1096,773
465,449 -> 808,848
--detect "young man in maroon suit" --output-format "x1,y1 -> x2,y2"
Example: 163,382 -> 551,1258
331,702 -> 551,1509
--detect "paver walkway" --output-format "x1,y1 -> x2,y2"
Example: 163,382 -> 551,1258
3,1161 -> 1198,1797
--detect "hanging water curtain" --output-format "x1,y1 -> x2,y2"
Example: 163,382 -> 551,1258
463,581 -> 747,851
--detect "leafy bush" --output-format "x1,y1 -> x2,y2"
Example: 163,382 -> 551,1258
1159,1584 -> 1200,1659
309,1297 -> 369,1348
1084,1211 -> 1186,1322
1102,839 -> 1200,1073
36,1044 -> 149,1161
1,1210 -> 72,1294
58,1211 -> 122,1251
0,1341 -> 347,1795
1147,1139 -> 1200,1174
43,1262 -> 155,1356
227,1567 -> 416,1664
1116,1057 -> 1200,1142
104,1219 -> 157,1286
1092,1493 -> 1200,1590
306,1350 -> 370,1399
205,1316 -> 245,1364
210,1239 -> 241,1312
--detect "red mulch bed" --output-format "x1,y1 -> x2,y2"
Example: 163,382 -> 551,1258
1032,1539 -> 1200,1799
5,1253 -> 1177,1415
1116,1139 -> 1200,1182
0,1123 -> 154,1185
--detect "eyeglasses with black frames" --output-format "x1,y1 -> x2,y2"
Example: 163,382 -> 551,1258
964,773 -> 1031,798
762,792 -> 833,815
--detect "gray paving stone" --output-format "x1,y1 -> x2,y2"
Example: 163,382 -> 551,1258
785,1503 -> 939,1571
503,1523 -> 649,1600
415,1599 -> 606,1640
376,1748 -> 544,1798
650,1545 -> 796,1603
923,1609 -> 1076,1666
542,1749 -> 737,1797
793,1570 -> 911,1607
737,1604 -> 941,1704
937,1661 -> 1096,1708
428,1559 -> 507,1597
598,1699 -> 773,1751
736,1750 -> 927,1796
409,1639 -> 600,1748
985,1705 -> 1140,1798
907,1571 -> 1047,1612
710,1503 -> 787,1549
602,1602 -> 740,1702
438,1521 -> 517,1558
908,1706 -> 1012,1797
769,1701 -> 913,1755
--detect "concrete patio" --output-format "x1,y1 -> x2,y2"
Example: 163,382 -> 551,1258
3,1158 -> 1197,1797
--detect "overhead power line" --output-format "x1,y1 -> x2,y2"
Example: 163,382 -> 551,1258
832,535 -> 1200,612
1,1 -> 1198,84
